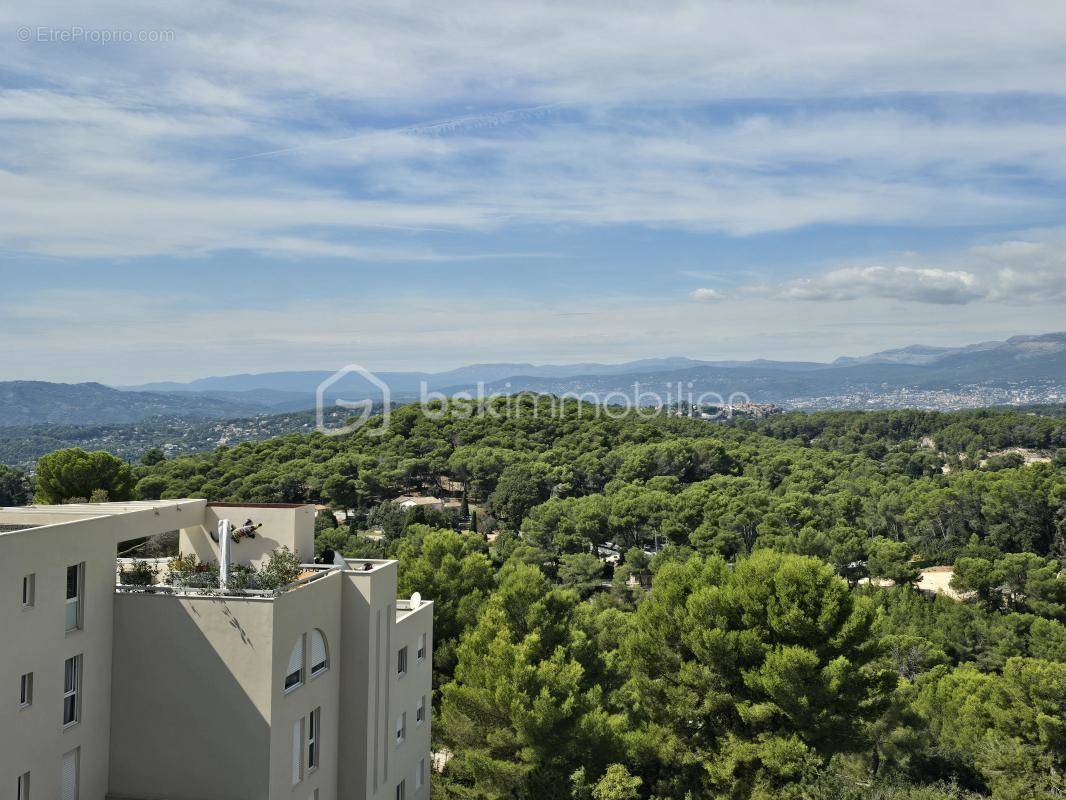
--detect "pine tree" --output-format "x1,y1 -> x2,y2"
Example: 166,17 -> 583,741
438,565 -> 618,798
619,550 -> 894,798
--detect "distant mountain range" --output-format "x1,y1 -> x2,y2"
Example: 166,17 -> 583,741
463,333 -> 1066,405
1,332 -> 1063,429
114,357 -> 832,412
125,332 -> 1066,406
121,356 -> 826,403
831,338 -> 1016,366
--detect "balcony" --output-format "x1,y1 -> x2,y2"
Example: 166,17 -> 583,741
115,558 -> 337,600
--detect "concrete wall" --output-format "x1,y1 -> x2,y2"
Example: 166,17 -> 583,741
267,570 -> 343,800
108,593 -> 275,800
0,501 -> 204,800
392,602 -> 434,800
110,570 -> 361,800
335,562 -> 433,800
179,504 -> 316,569
338,561 -> 398,800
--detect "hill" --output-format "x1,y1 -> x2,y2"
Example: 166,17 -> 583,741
448,333 -> 1066,409
0,381 -> 267,427
118,333 -> 1065,410
0,406 -> 355,470
121,357 -> 777,407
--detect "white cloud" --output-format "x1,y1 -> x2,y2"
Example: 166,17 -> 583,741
753,266 -> 984,304
975,239 -> 1066,303
690,288 -> 726,302
732,234 -> 1066,305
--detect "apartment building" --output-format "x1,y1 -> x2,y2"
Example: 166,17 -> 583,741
0,500 -> 433,800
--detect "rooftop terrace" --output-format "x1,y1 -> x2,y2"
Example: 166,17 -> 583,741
113,557 -> 405,601
115,561 -> 337,599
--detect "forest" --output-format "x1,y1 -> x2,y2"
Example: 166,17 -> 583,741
8,399 -> 1066,800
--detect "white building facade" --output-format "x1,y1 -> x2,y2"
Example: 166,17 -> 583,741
0,500 -> 432,800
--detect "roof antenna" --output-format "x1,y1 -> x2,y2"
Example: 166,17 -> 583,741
218,519 -> 232,591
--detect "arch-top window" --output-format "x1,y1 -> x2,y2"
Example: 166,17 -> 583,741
285,635 -> 304,692
310,629 -> 329,677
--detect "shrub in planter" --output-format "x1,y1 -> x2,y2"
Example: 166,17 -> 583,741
168,553 -> 220,589
227,563 -> 260,594
256,546 -> 302,591
119,559 -> 158,586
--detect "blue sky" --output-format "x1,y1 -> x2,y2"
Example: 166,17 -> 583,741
1,1 -> 1065,382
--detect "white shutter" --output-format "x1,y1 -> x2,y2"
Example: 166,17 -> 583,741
310,630 -> 327,674
62,749 -> 78,800
289,637 -> 304,676
292,719 -> 303,785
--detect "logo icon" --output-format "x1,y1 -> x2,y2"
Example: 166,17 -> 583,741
316,364 -> 391,436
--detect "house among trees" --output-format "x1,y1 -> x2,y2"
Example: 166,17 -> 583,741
392,496 -> 445,512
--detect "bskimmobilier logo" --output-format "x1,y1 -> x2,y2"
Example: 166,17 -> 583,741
316,364 -> 391,437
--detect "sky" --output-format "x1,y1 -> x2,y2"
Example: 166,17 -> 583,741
1,0 -> 1065,384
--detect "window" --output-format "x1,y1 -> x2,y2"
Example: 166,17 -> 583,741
61,749 -> 78,800
17,771 -> 30,800
310,629 -> 328,677
307,707 -> 320,771
20,672 -> 33,707
292,718 -> 303,785
416,695 -> 425,725
397,646 -> 408,677
62,656 -> 81,727
416,758 -> 425,790
396,779 -> 406,800
396,712 -> 406,744
285,635 -> 304,692
65,564 -> 83,632
22,574 -> 35,607
417,633 -> 426,662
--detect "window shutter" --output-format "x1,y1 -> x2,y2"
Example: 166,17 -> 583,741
62,750 -> 78,800
292,720 -> 303,784
311,630 -> 327,673
289,637 -> 304,676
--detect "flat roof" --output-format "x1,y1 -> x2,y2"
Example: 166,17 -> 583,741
0,499 -> 197,516
0,500 -> 203,534
207,502 -> 314,509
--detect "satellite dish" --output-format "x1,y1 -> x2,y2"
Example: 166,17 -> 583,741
410,591 -> 422,607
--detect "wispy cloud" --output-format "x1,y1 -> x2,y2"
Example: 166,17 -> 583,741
0,2 -> 1065,258
229,103 -> 566,161
714,234 -> 1066,305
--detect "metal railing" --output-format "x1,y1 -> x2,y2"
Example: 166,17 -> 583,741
115,562 -> 338,598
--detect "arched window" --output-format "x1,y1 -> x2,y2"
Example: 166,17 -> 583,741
310,629 -> 329,677
285,635 -> 304,691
